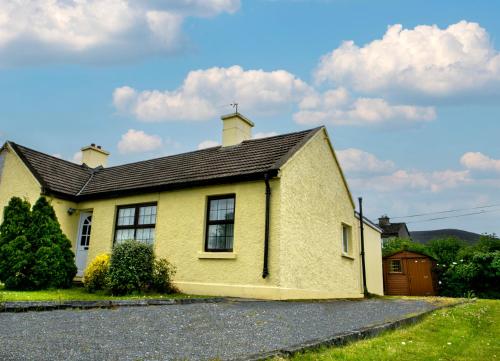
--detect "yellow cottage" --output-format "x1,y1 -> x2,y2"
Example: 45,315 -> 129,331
0,113 -> 383,299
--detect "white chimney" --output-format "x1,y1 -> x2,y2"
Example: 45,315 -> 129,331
221,113 -> 254,147
81,144 -> 109,168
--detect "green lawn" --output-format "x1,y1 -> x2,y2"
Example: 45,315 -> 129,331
0,285 -> 205,302
273,299 -> 499,361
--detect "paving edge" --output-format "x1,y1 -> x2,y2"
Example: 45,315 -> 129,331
234,299 -> 472,361
0,297 -> 227,313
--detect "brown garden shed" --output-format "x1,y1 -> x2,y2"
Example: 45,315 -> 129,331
383,250 -> 436,296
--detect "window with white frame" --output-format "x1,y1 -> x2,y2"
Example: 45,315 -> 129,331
114,203 -> 157,245
342,224 -> 351,254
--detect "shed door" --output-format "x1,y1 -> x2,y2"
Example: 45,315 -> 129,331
406,258 -> 434,296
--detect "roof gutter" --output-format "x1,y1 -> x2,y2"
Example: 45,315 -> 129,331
262,172 -> 272,278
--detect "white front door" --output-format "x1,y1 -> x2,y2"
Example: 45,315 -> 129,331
76,212 -> 92,277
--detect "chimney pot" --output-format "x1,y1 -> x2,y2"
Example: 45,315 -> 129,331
91,143 -> 96,147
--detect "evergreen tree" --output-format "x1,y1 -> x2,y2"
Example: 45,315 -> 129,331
29,197 -> 77,288
0,196 -> 77,290
0,197 -> 34,289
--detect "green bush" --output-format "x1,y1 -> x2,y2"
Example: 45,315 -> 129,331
108,240 -> 155,295
152,258 -> 177,293
83,253 -> 110,292
0,197 -> 76,290
428,237 -> 464,265
433,234 -> 500,299
382,237 -> 430,257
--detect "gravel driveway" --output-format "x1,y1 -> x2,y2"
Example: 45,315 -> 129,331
0,298 -> 435,361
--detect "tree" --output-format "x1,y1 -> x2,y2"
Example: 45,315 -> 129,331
28,197 -> 77,289
382,237 -> 429,257
427,237 -> 464,266
0,196 -> 77,290
0,197 -> 34,289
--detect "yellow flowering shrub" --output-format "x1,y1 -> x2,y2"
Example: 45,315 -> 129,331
83,253 -> 110,292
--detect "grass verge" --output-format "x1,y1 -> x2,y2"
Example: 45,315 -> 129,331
273,299 -> 499,361
0,285 -> 206,302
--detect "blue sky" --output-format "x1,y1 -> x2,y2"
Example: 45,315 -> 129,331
1,0 -> 499,234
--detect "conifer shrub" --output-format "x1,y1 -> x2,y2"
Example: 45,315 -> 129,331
29,197 -> 77,289
0,197 -> 34,289
0,196 -> 77,290
83,253 -> 110,292
108,240 -> 155,295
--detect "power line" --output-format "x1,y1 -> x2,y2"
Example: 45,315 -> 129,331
406,208 -> 500,224
391,203 -> 500,219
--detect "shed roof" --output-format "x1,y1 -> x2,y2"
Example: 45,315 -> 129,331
383,250 -> 436,260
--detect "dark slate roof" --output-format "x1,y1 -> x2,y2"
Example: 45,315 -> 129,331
8,142 -> 92,197
380,222 -> 411,239
381,223 -> 405,235
7,127 -> 322,201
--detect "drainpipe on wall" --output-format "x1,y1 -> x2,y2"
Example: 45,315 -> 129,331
358,197 -> 369,297
262,173 -> 271,278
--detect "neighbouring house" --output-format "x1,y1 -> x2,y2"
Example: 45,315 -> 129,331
0,113 -> 384,299
378,215 -> 411,243
383,250 -> 436,296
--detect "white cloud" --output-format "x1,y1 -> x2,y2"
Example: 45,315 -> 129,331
0,0 -> 240,64
253,131 -> 278,139
315,21 -> 500,97
336,148 -> 395,174
294,88 -> 436,126
337,148 -> 471,193
113,65 -> 311,122
52,153 -> 62,159
72,151 -> 82,164
461,152 -> 500,172
117,129 -> 163,154
350,169 -> 471,193
197,139 -> 219,149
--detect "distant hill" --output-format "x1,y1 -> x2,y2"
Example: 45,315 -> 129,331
410,229 -> 482,245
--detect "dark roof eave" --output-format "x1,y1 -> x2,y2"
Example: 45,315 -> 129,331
8,141 -> 49,191
73,170 -> 279,202
269,126 -> 323,170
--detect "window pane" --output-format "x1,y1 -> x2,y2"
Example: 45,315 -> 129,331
138,206 -> 157,225
118,208 -> 135,226
115,229 -> 135,243
206,224 -> 233,250
390,260 -> 402,272
136,228 -> 155,245
209,197 -> 235,221
342,226 -> 349,253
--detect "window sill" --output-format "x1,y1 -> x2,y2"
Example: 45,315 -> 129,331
197,252 -> 237,260
341,253 -> 355,260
